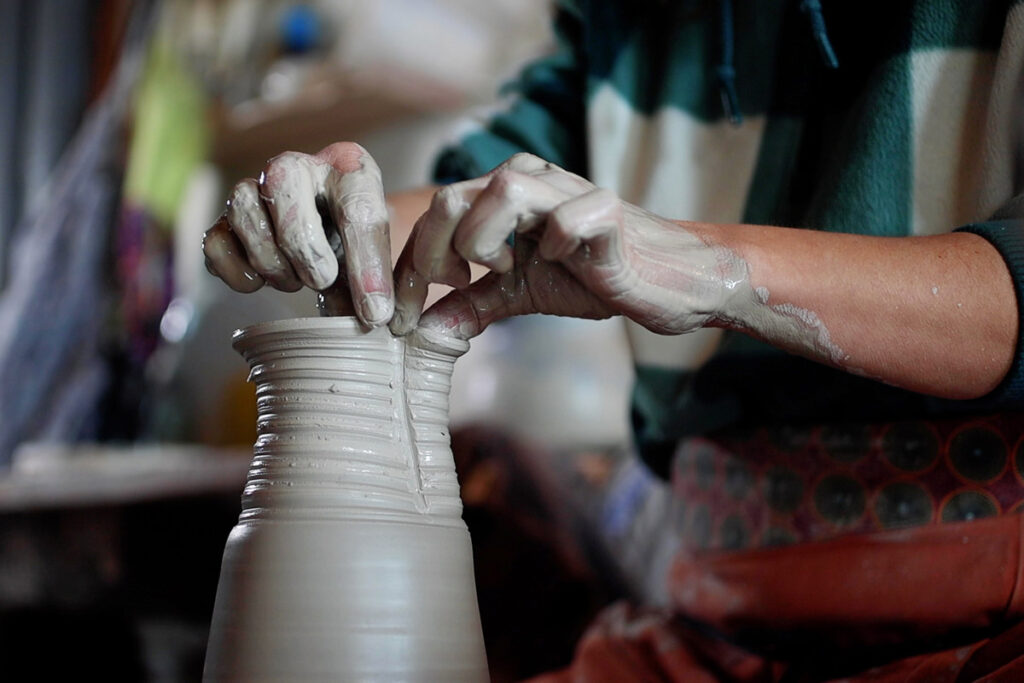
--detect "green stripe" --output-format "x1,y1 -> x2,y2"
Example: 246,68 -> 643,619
800,56 -> 913,236
743,116 -> 803,225
911,0 -> 1021,50
433,1 -> 586,181
588,0 -> 787,120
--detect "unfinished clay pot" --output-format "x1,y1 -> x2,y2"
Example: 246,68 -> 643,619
203,317 -> 488,682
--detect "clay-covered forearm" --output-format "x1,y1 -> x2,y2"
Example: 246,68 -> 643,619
698,222 -> 1018,400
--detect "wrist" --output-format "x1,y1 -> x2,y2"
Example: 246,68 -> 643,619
678,220 -> 757,332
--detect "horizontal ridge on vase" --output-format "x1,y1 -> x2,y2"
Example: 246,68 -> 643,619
203,317 -> 489,682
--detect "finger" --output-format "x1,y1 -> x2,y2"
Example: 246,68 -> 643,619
314,141 -> 372,174
499,151 -> 552,172
323,150 -> 394,326
501,152 -> 594,195
539,188 -> 623,261
259,152 -> 337,290
419,238 -> 615,339
226,178 -> 303,291
412,180 -> 488,287
389,239 -> 430,336
418,271 -> 529,340
202,217 -> 265,293
452,170 -> 568,272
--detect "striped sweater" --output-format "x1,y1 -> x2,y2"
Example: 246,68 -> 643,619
435,0 -> 1024,474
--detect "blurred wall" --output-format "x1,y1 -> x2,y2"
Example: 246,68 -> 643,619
0,0 -> 97,287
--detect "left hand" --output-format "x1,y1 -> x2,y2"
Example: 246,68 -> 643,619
390,153 -> 748,339
202,142 -> 394,326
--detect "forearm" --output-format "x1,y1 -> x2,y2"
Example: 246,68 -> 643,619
696,223 -> 1018,400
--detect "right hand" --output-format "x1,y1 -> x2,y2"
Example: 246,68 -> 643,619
202,142 -> 394,326
391,153 -> 744,340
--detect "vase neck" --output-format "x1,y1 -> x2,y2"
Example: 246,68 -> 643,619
232,319 -> 468,525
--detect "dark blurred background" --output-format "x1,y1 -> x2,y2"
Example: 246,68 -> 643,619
0,1 -> 643,679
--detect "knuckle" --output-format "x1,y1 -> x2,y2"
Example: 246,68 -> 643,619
340,191 -> 386,225
228,180 -> 259,216
431,186 -> 465,219
321,141 -> 359,158
231,178 -> 258,201
317,141 -> 371,174
592,187 -> 622,210
487,171 -> 523,202
262,151 -> 319,192
505,152 -> 540,170
548,206 -> 575,237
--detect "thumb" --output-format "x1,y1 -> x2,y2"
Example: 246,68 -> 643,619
418,271 -> 535,340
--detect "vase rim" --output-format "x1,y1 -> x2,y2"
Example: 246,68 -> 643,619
233,316 -> 369,341
232,316 -> 469,356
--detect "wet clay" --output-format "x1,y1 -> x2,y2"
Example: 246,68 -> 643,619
203,318 -> 488,682
387,154 -> 845,371
724,281 -> 848,366
258,149 -> 393,324
207,145 -> 393,324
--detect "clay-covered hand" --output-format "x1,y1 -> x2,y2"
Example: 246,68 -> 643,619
203,142 -> 393,326
390,153 -> 746,339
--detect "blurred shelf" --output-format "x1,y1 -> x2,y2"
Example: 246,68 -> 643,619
0,444 -> 251,512
210,65 -> 466,176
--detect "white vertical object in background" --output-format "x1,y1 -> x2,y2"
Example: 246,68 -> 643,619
449,316 -> 634,449
173,164 -> 223,306
321,0 -> 553,100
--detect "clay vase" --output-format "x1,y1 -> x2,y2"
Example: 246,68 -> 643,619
203,317 -> 488,682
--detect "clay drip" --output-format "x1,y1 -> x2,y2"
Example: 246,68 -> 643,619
204,317 -> 488,682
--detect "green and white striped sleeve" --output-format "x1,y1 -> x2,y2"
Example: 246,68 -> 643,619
956,219 -> 1024,407
433,0 -> 587,183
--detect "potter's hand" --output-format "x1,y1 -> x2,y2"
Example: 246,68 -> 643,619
203,142 -> 393,326
390,153 -> 745,339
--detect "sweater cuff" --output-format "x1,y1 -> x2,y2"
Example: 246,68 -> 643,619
955,220 -> 1024,406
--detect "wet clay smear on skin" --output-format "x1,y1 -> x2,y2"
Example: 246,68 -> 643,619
721,270 -> 849,368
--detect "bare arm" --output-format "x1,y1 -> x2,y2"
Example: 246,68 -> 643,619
396,154 -> 1019,401
692,224 -> 1017,399
204,148 -> 1019,401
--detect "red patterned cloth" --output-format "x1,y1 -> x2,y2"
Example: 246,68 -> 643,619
528,414 -> 1024,681
671,415 -> 1024,550
532,513 -> 1024,681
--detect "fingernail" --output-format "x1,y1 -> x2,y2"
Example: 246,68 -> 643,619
309,258 -> 336,290
389,305 -> 417,335
419,310 -> 473,340
360,293 -> 392,326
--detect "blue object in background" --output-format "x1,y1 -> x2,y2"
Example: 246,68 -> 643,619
280,5 -> 322,54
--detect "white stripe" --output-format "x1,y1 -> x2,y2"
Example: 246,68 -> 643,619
977,3 -> 1024,214
587,83 -> 765,222
910,48 -> 999,234
587,84 -> 764,369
